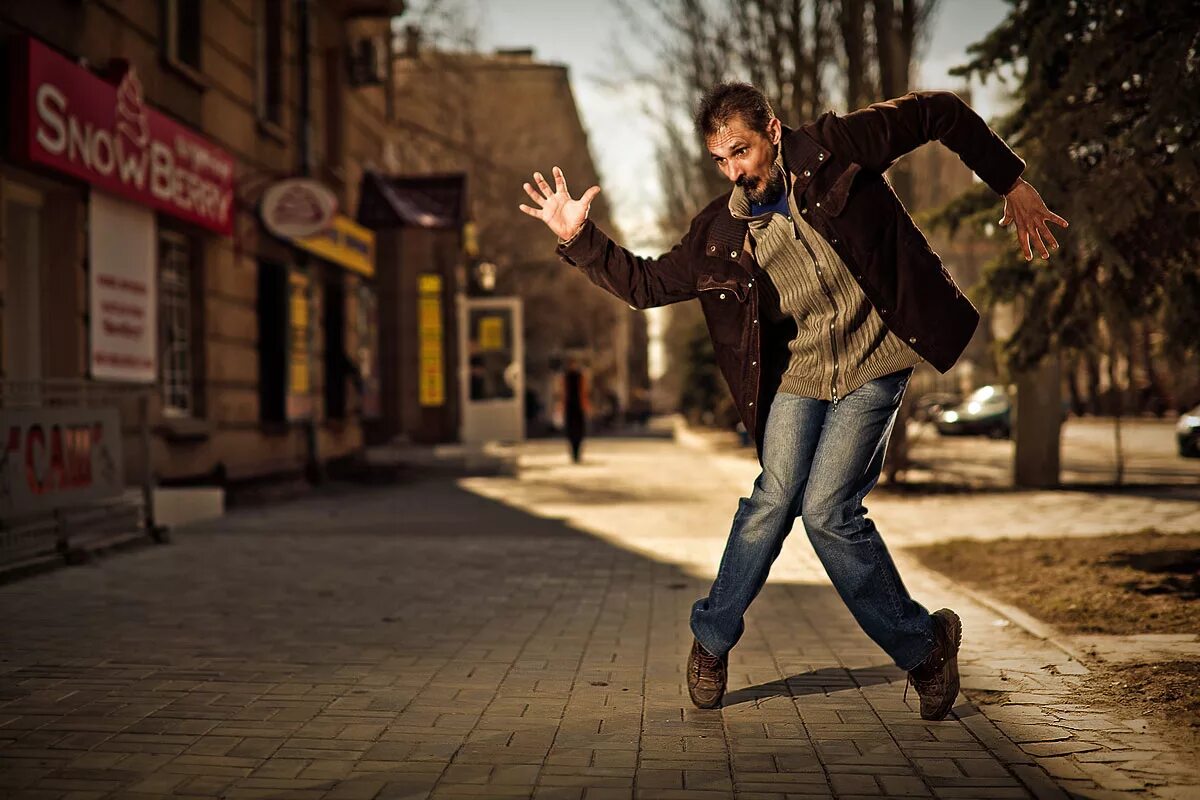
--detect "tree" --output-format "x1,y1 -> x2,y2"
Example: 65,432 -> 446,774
933,0 -> 1200,483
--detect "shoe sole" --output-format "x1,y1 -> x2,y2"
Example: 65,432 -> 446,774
689,692 -> 723,710
922,609 -> 962,721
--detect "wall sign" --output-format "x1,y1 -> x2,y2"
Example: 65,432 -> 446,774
261,178 -> 338,239
0,407 -> 124,520
11,37 -> 235,236
89,192 -> 157,383
288,214 -> 375,276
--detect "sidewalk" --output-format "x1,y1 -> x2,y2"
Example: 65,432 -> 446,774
0,436 -> 1195,799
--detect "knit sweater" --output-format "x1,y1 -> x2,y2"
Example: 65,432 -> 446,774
730,159 -> 923,402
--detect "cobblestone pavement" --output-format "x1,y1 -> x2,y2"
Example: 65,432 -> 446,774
1,436 -> 1196,799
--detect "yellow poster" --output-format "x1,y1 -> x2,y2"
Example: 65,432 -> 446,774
288,271 -> 310,395
418,274 -> 444,407
477,316 -> 505,352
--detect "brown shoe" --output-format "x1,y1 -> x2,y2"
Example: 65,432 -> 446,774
687,639 -> 727,709
906,608 -> 962,721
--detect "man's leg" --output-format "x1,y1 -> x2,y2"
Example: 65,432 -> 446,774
799,367 -> 938,671
690,392 -> 825,659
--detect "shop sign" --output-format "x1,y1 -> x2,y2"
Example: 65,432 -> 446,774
289,214 -> 375,277
10,37 -> 235,236
0,407 -> 124,520
418,274 -> 445,407
261,178 -> 338,239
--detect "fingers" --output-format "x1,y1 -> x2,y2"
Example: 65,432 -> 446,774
1037,220 -> 1060,253
517,203 -> 542,218
553,166 -> 569,196
580,185 -> 601,207
1029,226 -> 1050,260
533,171 -> 554,198
522,182 -> 546,206
1047,210 -> 1069,228
998,206 -> 1013,227
1018,227 -> 1032,261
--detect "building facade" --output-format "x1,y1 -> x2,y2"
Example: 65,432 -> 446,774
0,0 -> 401,508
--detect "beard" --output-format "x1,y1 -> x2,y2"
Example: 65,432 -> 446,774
737,144 -> 785,205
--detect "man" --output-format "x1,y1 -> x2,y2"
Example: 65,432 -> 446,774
518,84 -> 1067,719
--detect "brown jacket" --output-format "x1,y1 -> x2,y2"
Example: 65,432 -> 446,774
556,90 -> 1025,459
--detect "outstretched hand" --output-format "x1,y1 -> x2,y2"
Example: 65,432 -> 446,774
1000,178 -> 1069,261
519,166 -> 601,242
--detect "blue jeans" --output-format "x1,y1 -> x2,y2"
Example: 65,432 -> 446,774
690,367 -> 936,671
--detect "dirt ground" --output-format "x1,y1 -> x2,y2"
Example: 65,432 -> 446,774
912,531 -> 1200,749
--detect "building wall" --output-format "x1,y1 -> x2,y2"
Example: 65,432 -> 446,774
390,47 -> 649,423
0,0 -> 392,487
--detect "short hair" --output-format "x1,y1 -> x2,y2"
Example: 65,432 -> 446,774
695,82 -> 775,140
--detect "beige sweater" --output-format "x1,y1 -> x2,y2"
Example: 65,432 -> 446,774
730,160 -> 922,402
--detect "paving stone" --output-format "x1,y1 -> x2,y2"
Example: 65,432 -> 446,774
1,444 -> 1196,800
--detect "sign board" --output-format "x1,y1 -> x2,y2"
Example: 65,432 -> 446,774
89,192 -> 157,383
260,178 -> 338,239
11,37 -> 235,236
289,214 -> 375,277
286,270 -> 314,420
0,406 -> 124,519
418,273 -> 445,407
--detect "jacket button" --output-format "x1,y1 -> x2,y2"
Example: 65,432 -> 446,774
801,207 -> 808,214
708,245 -> 716,253
909,336 -> 917,344
803,169 -> 811,177
730,250 -> 738,257
747,280 -> 754,287
719,292 -> 726,300
818,153 -> 825,160
751,361 -> 757,366
752,318 -> 758,324
881,308 -> 889,315
748,402 -> 754,407
855,273 -> 863,279
832,237 -> 839,244
815,201 -> 821,208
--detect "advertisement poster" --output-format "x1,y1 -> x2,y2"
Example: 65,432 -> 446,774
418,274 -> 445,407
89,192 -> 157,383
0,407 -> 123,519
286,270 -> 314,420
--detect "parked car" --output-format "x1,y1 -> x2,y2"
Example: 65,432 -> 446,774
1177,404 -> 1200,458
935,384 -> 1012,439
913,392 -> 962,423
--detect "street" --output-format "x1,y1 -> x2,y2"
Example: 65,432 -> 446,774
1,434 -> 1197,799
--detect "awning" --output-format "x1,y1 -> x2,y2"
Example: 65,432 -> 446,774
357,171 -> 467,230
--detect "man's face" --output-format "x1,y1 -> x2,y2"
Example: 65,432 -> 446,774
706,115 -> 783,205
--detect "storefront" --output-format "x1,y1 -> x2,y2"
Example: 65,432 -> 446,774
1,34 -> 233,551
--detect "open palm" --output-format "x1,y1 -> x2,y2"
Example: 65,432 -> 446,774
519,166 -> 601,241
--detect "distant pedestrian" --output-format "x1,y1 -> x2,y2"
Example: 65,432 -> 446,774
558,357 -> 590,462
520,83 -> 1066,717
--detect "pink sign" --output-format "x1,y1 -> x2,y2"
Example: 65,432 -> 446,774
11,37 -> 235,236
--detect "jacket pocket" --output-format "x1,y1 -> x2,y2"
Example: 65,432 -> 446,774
696,273 -> 748,303
820,162 -> 863,217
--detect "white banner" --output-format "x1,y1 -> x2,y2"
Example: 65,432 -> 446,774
89,191 -> 156,382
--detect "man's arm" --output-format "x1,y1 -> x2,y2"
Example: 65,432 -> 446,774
520,167 -> 698,309
815,90 -> 1068,261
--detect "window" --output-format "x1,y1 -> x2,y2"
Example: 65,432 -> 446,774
159,231 -> 195,416
257,0 -> 285,125
324,277 -> 347,420
163,0 -> 203,72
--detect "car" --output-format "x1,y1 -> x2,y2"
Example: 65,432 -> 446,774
1177,404 -> 1200,458
913,391 -> 962,423
935,384 -> 1012,439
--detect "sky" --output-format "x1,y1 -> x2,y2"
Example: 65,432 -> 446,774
462,0 -> 1014,251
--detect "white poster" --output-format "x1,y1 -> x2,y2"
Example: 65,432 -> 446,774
89,191 -> 157,382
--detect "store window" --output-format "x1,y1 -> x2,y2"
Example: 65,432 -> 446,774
159,231 -> 195,416
1,181 -> 44,384
257,0 -> 285,126
163,0 -> 203,72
